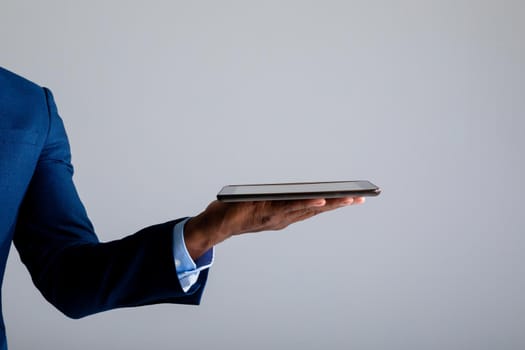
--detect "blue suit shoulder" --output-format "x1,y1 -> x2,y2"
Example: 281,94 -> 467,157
0,66 -> 49,131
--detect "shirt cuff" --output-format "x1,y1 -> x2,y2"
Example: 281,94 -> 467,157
172,217 -> 214,292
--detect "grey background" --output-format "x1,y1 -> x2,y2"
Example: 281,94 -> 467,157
1,1 -> 524,349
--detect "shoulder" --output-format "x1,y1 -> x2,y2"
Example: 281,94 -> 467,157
0,66 -> 44,98
0,66 -> 50,132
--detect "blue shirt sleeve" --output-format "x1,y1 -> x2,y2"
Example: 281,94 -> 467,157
172,218 -> 214,292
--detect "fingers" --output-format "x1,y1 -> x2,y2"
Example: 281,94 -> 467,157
270,198 -> 327,213
272,196 -> 366,229
289,198 -> 352,218
291,196 -> 365,211
352,196 -> 366,205
267,196 -> 365,215
327,196 -> 365,206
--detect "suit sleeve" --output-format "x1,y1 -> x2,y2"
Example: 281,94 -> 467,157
13,88 -> 208,319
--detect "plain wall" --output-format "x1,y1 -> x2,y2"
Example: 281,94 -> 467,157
1,1 -> 524,349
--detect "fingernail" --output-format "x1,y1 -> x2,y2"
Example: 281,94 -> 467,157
312,199 -> 326,206
343,198 -> 354,205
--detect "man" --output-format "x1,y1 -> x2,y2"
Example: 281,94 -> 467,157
0,66 -> 363,349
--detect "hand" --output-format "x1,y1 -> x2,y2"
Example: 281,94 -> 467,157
183,197 -> 365,260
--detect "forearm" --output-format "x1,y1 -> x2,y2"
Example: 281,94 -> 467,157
15,218 -> 207,319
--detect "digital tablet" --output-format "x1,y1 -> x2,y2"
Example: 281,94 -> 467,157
217,180 -> 381,202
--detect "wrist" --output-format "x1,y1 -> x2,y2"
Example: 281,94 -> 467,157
184,214 -> 228,260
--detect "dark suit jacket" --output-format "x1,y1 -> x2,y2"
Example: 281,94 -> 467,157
0,67 -> 208,349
